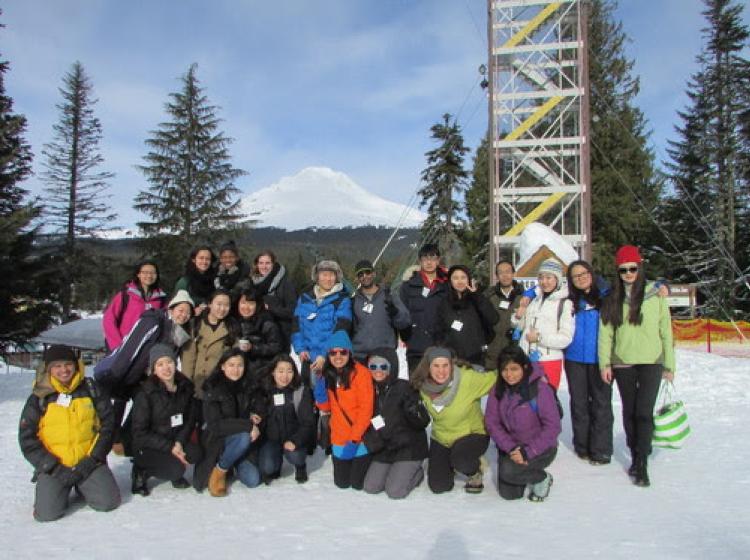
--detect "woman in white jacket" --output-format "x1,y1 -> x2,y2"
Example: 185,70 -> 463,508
512,259 -> 574,390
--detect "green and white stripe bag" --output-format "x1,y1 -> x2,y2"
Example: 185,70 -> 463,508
653,381 -> 690,449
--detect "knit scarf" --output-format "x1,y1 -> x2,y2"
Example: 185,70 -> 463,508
421,366 -> 462,408
252,262 -> 286,296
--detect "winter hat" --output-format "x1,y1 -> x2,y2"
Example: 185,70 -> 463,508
425,346 -> 453,365
149,343 -> 175,373
326,330 -> 353,352
354,259 -> 374,276
312,260 -> 343,283
168,289 -> 195,310
615,245 -> 643,266
43,345 -> 76,367
537,258 -> 564,285
418,243 -> 440,258
219,240 -> 239,256
368,347 -> 399,380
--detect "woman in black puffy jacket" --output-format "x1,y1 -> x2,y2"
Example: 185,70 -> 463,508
257,355 -> 316,484
130,344 -> 202,496
362,347 -> 430,499
235,286 -> 283,383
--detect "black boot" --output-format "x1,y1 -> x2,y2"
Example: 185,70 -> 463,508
633,456 -> 650,487
171,477 -> 190,489
131,465 -> 150,496
628,452 -> 638,477
295,465 -> 308,484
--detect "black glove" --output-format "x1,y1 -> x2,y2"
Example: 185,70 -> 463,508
51,464 -> 82,487
74,456 -> 100,480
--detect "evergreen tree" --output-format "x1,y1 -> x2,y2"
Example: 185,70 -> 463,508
459,133 -> 490,287
135,63 -> 247,279
418,113 -> 470,256
662,0 -> 750,316
41,61 -> 115,317
0,18 -> 57,354
587,0 -> 662,274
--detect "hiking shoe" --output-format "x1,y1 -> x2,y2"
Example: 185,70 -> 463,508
528,473 -> 553,502
464,471 -> 484,494
171,477 -> 190,489
589,456 -> 611,466
295,465 -> 308,484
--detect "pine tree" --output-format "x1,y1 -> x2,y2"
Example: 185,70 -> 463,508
41,61 -> 115,317
135,63 -> 247,279
418,113 -> 470,256
459,133 -> 490,286
0,18 -> 57,354
587,0 -> 661,274
662,0 -> 750,316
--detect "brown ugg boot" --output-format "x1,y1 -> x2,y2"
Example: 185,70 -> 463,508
208,466 -> 228,497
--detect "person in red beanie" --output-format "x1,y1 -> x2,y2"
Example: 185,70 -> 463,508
598,245 -> 675,488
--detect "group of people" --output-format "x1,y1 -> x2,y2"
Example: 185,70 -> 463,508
19,241 -> 675,522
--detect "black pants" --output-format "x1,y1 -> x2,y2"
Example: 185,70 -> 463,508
427,434 -> 489,494
133,443 -> 203,482
497,446 -> 557,500
332,456 -> 372,490
614,364 -> 663,457
565,360 -> 613,459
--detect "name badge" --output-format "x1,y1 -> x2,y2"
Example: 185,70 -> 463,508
274,393 -> 285,406
499,301 -> 510,310
170,413 -> 183,427
370,415 -> 386,430
56,393 -> 72,407
433,404 -> 444,413
451,320 -> 464,332
306,312 -> 317,321
362,303 -> 374,314
421,287 -> 430,298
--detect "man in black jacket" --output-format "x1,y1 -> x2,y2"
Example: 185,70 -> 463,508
484,259 -> 525,370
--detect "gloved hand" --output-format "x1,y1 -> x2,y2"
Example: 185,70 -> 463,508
529,349 -> 542,362
512,327 -> 522,341
51,464 -> 82,487
74,456 -> 99,480
313,375 -> 328,405
338,441 -> 358,460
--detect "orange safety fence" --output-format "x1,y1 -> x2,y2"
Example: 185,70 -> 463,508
672,319 -> 750,358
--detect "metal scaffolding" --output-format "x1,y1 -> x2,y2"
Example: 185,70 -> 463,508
487,0 -> 591,267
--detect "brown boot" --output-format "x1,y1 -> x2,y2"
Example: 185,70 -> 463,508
208,466 -> 228,497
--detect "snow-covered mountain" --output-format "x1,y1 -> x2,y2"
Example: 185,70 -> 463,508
241,167 -> 425,230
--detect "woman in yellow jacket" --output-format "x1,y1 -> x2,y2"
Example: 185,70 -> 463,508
19,345 -> 120,522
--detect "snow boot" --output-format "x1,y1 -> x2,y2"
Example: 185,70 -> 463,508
528,473 -> 554,502
633,456 -> 650,487
628,452 -> 638,477
208,466 -> 228,497
171,477 -> 190,489
131,465 -> 150,497
295,465 -> 308,484
589,456 -> 611,466
464,471 -> 484,494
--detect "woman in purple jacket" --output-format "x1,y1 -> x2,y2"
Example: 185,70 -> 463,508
485,346 -> 561,502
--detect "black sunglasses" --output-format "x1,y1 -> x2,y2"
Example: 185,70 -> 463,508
618,266 -> 639,274
328,349 -> 349,357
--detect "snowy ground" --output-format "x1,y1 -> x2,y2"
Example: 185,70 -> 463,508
1,349 -> 748,559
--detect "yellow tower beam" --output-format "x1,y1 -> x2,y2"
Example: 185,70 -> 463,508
503,192 -> 566,236
503,2 -> 562,48
504,96 -> 563,141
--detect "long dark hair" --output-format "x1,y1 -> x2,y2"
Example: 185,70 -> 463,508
323,351 -> 356,390
600,262 -> 646,327
447,264 -> 473,303
263,354 -> 302,392
185,245 -> 216,275
566,260 -> 601,314
494,346 -> 534,401
129,259 -> 162,295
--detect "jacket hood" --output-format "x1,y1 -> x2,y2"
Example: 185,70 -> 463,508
33,360 -> 86,398
367,346 -> 400,383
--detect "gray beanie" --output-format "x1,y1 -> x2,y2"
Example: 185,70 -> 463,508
149,343 -> 175,373
168,289 -> 195,309
537,258 -> 564,285
425,346 -> 453,365
311,260 -> 343,283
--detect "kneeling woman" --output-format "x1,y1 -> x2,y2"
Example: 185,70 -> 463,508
411,347 -> 497,494
314,331 -> 373,490
362,348 -> 430,499
131,344 -> 203,496
259,355 -> 316,484
194,349 -> 265,496
485,346 -> 561,502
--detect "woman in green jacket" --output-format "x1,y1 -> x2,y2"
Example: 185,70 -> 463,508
599,245 -> 674,488
411,346 -> 497,494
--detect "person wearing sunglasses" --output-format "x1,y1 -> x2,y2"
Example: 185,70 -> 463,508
351,259 -> 411,363
313,331 -> 374,489
361,348 -> 430,499
599,245 -> 675,488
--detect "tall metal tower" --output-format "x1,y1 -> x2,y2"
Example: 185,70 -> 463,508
487,0 -> 591,266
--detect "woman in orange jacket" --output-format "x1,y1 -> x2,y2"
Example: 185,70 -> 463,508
314,330 -> 374,489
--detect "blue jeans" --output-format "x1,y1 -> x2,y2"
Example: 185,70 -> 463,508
218,432 -> 261,488
258,440 -> 307,475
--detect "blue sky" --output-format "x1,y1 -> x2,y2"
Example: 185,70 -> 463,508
2,1 -> 747,229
